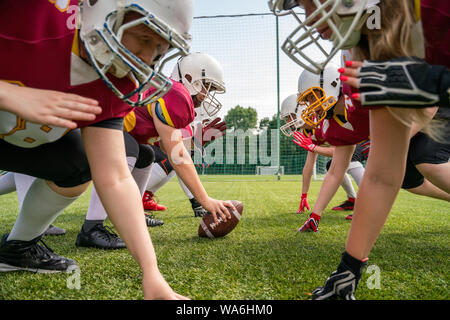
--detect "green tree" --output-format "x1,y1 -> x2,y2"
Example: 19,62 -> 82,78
225,105 -> 258,131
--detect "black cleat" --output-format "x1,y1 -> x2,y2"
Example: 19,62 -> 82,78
331,200 -> 355,211
144,213 -> 164,227
44,225 -> 66,236
190,198 -> 207,217
76,224 -> 126,250
0,233 -> 78,273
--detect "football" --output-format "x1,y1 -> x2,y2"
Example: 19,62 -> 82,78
198,200 -> 243,238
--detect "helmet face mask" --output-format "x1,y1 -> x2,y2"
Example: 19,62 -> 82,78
80,0 -> 193,107
192,79 -> 225,117
280,93 -> 307,137
269,0 -> 379,74
281,113 -> 306,137
299,87 -> 337,127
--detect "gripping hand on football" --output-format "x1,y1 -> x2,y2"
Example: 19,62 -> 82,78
201,197 -> 235,224
0,82 -> 102,129
293,131 -> 316,152
339,57 -> 450,109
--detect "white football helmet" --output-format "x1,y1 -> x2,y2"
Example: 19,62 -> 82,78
297,63 -> 341,127
171,52 -> 226,117
268,0 -> 380,74
280,94 -> 307,137
79,0 -> 193,107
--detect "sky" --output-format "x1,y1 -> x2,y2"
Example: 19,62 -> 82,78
161,0 -> 341,124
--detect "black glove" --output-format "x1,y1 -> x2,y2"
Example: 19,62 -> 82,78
358,57 -> 450,109
311,251 -> 368,300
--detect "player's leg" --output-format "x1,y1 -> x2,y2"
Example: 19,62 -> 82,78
14,173 -> 66,236
402,154 -> 447,199
143,145 -> 172,211
409,131 -> 450,194
326,158 -> 358,212
341,161 -> 366,220
0,172 -> 15,195
0,130 -> 91,272
312,108 -> 411,300
407,179 -> 450,201
332,144 -> 366,215
132,144 -> 164,227
76,132 -> 158,249
298,145 -> 356,232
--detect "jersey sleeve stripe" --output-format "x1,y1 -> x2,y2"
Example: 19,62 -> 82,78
156,97 -> 175,127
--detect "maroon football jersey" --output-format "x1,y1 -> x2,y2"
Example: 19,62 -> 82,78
421,0 -> 450,68
124,81 -> 195,144
321,91 -> 370,146
0,0 -> 135,130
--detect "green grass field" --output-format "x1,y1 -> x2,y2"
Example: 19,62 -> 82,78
0,175 -> 449,300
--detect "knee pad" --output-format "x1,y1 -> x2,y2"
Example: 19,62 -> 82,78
135,144 -> 155,169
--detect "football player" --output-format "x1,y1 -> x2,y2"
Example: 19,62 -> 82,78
290,64 -> 371,232
75,52 -> 228,249
141,52 -> 227,218
0,0 -> 234,300
270,0 -> 448,300
281,64 -> 368,218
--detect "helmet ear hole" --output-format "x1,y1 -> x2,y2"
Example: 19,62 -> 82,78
184,74 -> 193,83
87,0 -> 98,7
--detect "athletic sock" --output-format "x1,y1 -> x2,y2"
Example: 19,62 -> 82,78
82,219 -> 104,233
131,164 -> 153,196
14,174 -> 36,210
0,172 -> 16,195
148,169 -> 176,194
7,179 -> 79,241
341,173 -> 357,199
338,251 -> 369,279
85,185 -> 108,222
347,162 -> 365,187
146,164 -> 169,193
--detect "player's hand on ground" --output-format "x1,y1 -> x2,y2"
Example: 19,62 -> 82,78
297,193 -> 310,213
142,270 -> 190,300
293,131 -> 316,152
0,84 -> 102,129
338,58 -> 447,108
296,213 -> 319,232
201,197 -> 234,224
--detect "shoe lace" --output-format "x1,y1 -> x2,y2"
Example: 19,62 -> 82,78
96,225 -> 120,241
29,238 -> 55,260
145,212 -> 155,219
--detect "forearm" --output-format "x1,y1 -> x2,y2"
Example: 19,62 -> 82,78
0,81 -> 13,112
313,145 -> 334,158
301,153 -> 316,194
